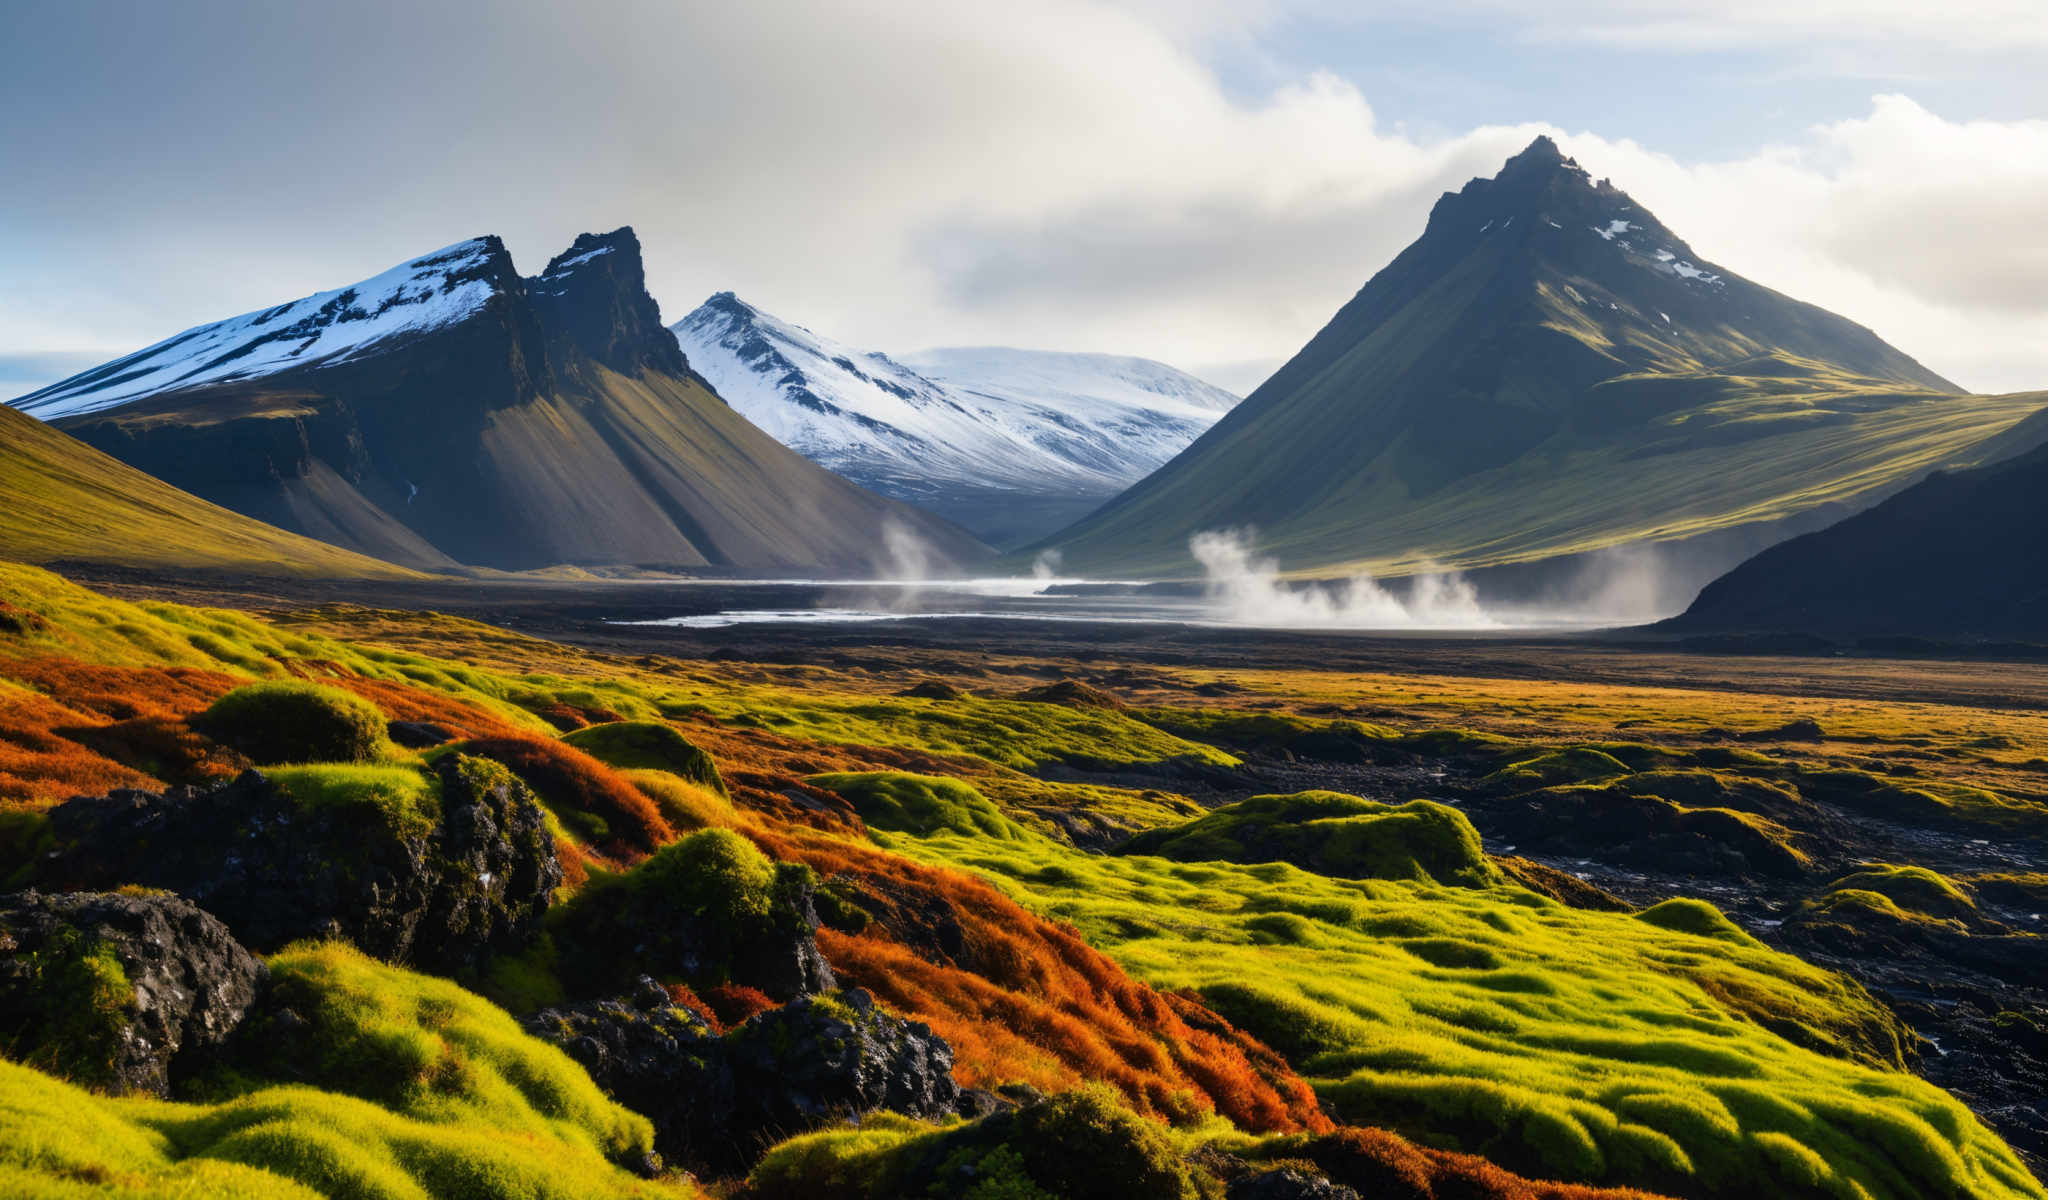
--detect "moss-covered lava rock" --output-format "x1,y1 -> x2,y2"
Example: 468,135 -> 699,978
551,828 -> 833,1001
39,756 -> 560,973
0,889 -> 263,1095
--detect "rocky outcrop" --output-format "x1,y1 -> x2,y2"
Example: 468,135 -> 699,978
1228,1169 -> 1361,1200
41,756 -> 559,973
0,890 -> 264,1096
526,979 -> 960,1175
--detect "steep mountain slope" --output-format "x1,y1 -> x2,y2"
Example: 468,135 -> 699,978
671,294 -> 1236,547
1671,439 -> 2048,636
1035,137 -> 2046,578
12,232 -> 986,573
0,405 -> 420,578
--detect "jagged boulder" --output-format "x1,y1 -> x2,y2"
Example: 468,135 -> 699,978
527,979 -> 959,1175
41,755 -> 559,973
1229,1169 -> 1361,1200
0,890 -> 264,1095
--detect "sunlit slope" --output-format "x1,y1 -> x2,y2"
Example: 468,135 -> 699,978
0,406 -> 422,578
1033,137 -> 2048,577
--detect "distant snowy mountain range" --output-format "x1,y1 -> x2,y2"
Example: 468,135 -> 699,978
670,293 -> 1238,546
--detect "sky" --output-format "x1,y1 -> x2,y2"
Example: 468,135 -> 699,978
3,0 -> 2046,398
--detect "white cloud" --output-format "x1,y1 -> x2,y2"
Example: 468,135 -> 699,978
2,1 -> 2043,399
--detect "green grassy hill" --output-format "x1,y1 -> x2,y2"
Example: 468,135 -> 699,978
0,405 -> 422,578
1033,138 -> 2048,578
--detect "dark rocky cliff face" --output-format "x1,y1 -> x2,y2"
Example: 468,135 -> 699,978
51,228 -> 986,572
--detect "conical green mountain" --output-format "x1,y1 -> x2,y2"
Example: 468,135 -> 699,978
1036,137 -> 2046,577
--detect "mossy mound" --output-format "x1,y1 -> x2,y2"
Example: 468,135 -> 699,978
1485,784 -> 1812,880
898,679 -> 969,701
620,768 -> 733,833
0,943 -> 678,1200
1120,792 -> 1500,889
550,828 -> 832,1001
1633,898 -> 1762,947
195,681 -> 389,765
1794,768 -> 2047,833
809,772 -> 1033,843
1483,748 -> 1632,791
563,721 -> 727,798
1827,864 -> 1978,921
1138,709 -> 1397,763
1017,680 -> 1127,711
742,1086 -> 1211,1200
1968,871 -> 2048,911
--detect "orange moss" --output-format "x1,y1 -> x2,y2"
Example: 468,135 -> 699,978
1288,1126 -> 1675,1200
757,823 -> 1328,1134
0,658 -> 247,807
704,983 -> 778,1028
461,735 -> 675,858
664,982 -> 725,1033
319,675 -> 528,741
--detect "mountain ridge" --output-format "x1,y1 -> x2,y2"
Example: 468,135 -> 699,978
670,293 -> 1236,547
12,231 -> 988,573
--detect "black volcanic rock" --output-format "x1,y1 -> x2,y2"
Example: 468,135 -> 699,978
40,757 -> 559,973
21,228 -> 987,573
530,228 -> 691,377
1671,437 -> 2048,637
0,890 -> 265,1096
525,980 -> 961,1175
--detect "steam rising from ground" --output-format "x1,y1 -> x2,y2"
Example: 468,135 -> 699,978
1190,530 -> 1497,629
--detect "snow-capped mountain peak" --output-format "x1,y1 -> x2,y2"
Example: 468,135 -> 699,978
670,294 -> 1239,546
14,238 -> 515,420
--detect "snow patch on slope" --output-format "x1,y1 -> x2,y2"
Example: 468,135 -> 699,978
12,239 -> 505,420
671,295 -> 1237,503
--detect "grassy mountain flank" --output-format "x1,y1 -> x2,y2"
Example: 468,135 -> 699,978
1033,138 -> 2047,578
0,405 -> 421,579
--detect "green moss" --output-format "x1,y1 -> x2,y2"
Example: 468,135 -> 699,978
743,1088 -> 1211,1200
844,801 -> 2035,1200
1483,748 -> 1632,791
267,763 -> 442,841
1633,898 -> 1763,947
0,811 -> 53,889
809,772 -> 1033,843
196,681 -> 391,765
0,942 -> 684,1199
620,769 -> 733,833
1828,864 -> 1977,920
0,928 -> 131,1086
1119,792 -> 1500,888
670,691 -> 1236,774
563,722 -> 727,797
550,829 -> 815,995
